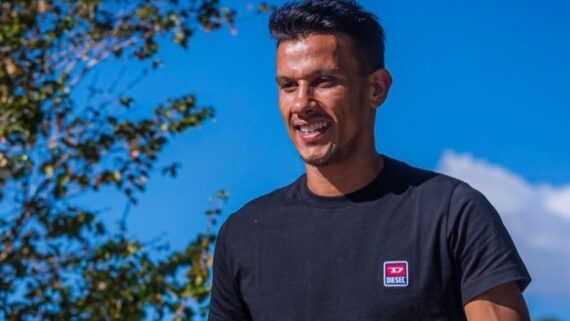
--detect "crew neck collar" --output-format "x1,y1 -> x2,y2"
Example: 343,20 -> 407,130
298,154 -> 393,209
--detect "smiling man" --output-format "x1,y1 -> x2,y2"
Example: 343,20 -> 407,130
208,1 -> 531,320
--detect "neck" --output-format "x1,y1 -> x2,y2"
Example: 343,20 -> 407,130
305,150 -> 383,197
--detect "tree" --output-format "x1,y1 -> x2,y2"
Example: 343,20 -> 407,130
0,1 -> 272,320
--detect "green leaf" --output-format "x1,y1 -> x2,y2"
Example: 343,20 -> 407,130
0,0 -> 254,318
119,97 -> 134,108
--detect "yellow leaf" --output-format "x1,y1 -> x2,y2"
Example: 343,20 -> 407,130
4,58 -> 22,76
112,171 -> 122,182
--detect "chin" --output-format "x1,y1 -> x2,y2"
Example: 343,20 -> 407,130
301,156 -> 332,167
299,148 -> 337,167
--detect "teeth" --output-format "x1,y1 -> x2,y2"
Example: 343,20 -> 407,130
299,121 -> 328,133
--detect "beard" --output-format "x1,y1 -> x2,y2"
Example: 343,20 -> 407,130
300,151 -> 336,167
298,135 -> 360,168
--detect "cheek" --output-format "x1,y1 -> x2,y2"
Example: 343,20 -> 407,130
279,108 -> 296,136
278,96 -> 289,121
326,90 -> 355,116
337,101 -> 369,134
315,88 -> 347,114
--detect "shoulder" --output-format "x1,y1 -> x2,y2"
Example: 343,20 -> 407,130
384,155 -> 468,197
220,176 -> 303,234
383,156 -> 494,221
388,157 -> 511,243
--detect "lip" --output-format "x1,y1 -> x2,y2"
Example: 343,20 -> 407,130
294,122 -> 331,143
291,118 -> 330,128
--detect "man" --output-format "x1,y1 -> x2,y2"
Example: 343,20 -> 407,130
209,1 -> 531,320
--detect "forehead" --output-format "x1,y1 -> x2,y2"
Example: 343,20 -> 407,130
276,33 -> 359,75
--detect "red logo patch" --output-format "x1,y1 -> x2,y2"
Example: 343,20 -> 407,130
383,261 -> 409,287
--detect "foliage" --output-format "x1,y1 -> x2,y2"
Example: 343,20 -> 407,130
0,0 -> 271,320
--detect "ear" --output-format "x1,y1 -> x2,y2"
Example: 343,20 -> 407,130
368,69 -> 392,109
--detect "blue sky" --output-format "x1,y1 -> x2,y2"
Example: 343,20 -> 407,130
83,0 -> 570,319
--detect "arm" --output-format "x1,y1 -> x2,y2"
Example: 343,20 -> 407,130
464,282 -> 530,321
208,221 -> 251,321
447,183 -> 531,309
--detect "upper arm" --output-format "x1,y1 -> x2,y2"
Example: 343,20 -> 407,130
208,220 -> 251,321
447,183 -> 531,304
464,282 -> 530,321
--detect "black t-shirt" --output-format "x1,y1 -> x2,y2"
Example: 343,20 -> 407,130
208,156 -> 531,321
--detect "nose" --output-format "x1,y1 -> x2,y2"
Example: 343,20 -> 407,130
291,82 -> 315,116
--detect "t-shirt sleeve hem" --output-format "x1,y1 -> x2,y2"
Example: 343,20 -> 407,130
461,270 -> 532,306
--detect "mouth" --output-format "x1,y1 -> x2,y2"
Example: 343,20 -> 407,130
293,120 -> 331,142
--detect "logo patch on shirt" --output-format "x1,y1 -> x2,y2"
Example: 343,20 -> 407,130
383,261 -> 409,287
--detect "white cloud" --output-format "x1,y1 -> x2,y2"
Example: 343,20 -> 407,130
543,186 -> 570,219
436,150 -> 570,300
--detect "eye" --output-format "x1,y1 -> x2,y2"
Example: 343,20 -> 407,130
313,77 -> 336,88
279,81 -> 297,93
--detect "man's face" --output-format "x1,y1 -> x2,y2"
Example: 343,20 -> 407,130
276,33 -> 375,167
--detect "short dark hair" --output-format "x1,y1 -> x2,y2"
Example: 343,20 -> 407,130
269,0 -> 385,73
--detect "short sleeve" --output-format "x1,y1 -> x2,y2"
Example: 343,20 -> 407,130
208,218 -> 251,321
447,183 -> 531,305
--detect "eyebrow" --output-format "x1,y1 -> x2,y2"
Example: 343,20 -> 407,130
275,68 -> 344,83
